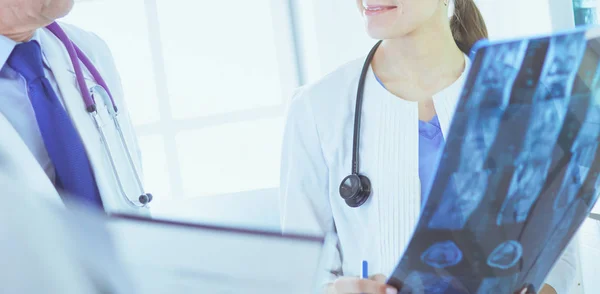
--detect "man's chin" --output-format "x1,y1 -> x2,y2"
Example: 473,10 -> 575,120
44,0 -> 75,21
0,0 -> 74,40
3,31 -> 35,42
59,0 -> 75,18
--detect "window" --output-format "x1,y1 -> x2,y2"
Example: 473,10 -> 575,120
62,0 -> 300,207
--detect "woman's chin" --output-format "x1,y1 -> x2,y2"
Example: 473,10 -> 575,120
365,26 -> 404,41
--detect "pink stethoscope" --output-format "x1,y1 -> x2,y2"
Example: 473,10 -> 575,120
46,22 -> 153,207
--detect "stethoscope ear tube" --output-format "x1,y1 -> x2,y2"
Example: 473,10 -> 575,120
90,87 -> 152,208
339,40 -> 382,208
47,22 -> 154,209
351,40 -> 382,175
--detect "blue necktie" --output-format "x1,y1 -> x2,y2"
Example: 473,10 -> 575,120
8,41 -> 104,209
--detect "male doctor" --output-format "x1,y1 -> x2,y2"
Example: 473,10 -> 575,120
0,0 -> 149,215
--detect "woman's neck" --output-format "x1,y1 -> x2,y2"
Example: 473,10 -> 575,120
372,24 -> 465,87
370,22 -> 466,120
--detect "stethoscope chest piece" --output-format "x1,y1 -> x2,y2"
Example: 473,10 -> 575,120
339,174 -> 372,208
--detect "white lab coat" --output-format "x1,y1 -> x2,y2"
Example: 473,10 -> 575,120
0,164 -> 98,294
0,22 -> 149,216
0,133 -> 139,294
279,55 -> 579,292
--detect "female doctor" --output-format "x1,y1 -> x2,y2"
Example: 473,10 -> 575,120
0,0 -> 151,215
279,0 -> 575,293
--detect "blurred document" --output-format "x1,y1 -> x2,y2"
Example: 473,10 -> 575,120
106,214 -> 325,294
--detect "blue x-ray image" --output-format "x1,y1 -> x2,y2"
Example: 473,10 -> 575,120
497,161 -> 551,225
387,28 -> 599,294
508,38 -> 551,105
522,142 -> 600,289
476,274 -> 520,294
398,272 -> 455,294
545,33 -> 587,79
574,120 -> 600,150
524,205 -> 578,288
537,33 -> 587,102
481,42 -> 525,86
517,33 -> 585,159
587,100 -> 600,123
520,101 -> 568,161
487,241 -> 523,270
549,202 -> 577,248
554,144 -> 597,210
572,102 -> 600,150
428,172 -> 489,230
458,110 -> 502,172
421,241 -> 463,269
465,41 -> 526,110
574,143 -> 600,209
582,170 -> 600,208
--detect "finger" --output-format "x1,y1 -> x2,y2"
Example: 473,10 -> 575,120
333,277 -> 398,294
513,286 -> 534,294
370,274 -> 387,283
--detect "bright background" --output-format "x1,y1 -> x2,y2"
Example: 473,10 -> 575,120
62,0 -> 599,292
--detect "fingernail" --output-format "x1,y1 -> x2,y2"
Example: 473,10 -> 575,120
387,288 -> 398,294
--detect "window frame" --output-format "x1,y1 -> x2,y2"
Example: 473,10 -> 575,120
137,0 -> 303,200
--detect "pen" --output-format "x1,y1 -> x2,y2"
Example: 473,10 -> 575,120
361,260 -> 396,294
361,260 -> 368,294
362,260 -> 368,279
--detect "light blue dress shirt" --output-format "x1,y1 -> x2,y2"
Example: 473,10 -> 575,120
0,31 -> 60,184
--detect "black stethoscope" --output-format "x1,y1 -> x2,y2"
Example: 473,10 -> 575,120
339,40 -> 383,208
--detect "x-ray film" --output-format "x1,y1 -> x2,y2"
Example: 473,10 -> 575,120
388,27 -> 600,293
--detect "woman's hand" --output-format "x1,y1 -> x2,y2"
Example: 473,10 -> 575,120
326,276 -> 552,294
515,284 -> 556,294
325,274 -> 398,294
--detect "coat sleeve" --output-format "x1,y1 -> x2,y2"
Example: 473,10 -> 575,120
279,88 -> 343,290
543,234 -> 579,293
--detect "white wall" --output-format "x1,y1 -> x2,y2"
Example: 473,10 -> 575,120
63,0 -> 297,211
152,188 -> 281,231
293,0 -> 373,83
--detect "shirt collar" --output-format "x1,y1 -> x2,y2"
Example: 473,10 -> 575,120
0,35 -> 17,71
0,29 -> 44,70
